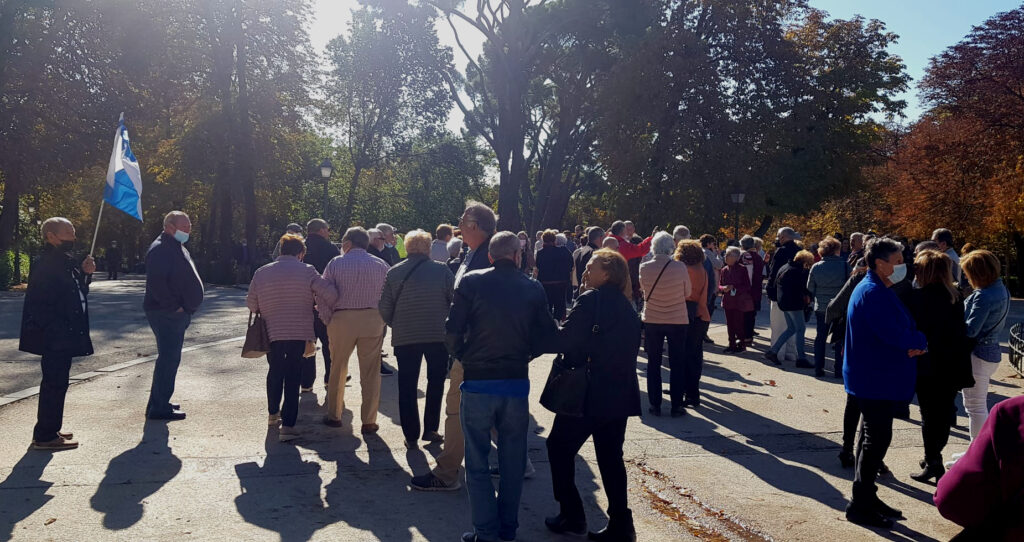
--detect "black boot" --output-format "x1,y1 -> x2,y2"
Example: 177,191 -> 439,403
874,497 -> 904,519
838,450 -> 855,468
545,513 -> 587,536
589,510 -> 636,542
909,461 -> 945,484
846,501 -> 893,529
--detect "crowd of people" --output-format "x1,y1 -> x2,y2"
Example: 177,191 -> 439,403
16,204 -> 1021,540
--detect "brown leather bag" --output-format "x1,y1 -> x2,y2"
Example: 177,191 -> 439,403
241,311 -> 271,358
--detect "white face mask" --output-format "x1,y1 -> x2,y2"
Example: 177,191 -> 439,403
888,263 -> 907,284
519,239 -> 527,249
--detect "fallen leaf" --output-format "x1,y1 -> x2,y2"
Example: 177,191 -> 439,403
44,518 -> 56,526
823,409 -> 829,413
763,380 -> 777,387
786,394 -> 793,399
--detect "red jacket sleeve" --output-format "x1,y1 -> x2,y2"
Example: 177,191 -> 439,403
614,236 -> 652,260
934,397 -> 1021,527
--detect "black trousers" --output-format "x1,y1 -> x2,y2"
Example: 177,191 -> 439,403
107,266 -> 119,280
547,414 -> 630,523
268,340 -> 304,427
544,283 -> 569,321
33,352 -> 73,442
301,311 -> 332,388
682,304 -> 709,405
852,397 -> 897,504
743,310 -> 757,342
842,392 -> 860,454
394,342 -> 448,442
917,379 -> 958,464
644,323 -> 687,408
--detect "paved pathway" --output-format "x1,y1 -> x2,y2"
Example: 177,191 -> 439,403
1,288 -> 1021,541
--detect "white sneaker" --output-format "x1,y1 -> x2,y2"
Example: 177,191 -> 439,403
268,413 -> 281,426
279,426 -> 300,442
944,451 -> 967,469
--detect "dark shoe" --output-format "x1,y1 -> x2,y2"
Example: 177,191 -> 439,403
909,463 -> 945,484
670,406 -> 687,418
648,405 -> 661,417
361,423 -> 379,434
764,351 -> 781,365
877,462 -> 891,477
170,403 -> 180,411
723,346 -> 740,354
874,497 -> 903,519
814,369 -> 826,377
588,525 -> 637,542
380,364 -> 394,376
148,410 -> 186,421
410,472 -> 461,492
838,450 -> 855,468
845,503 -> 893,529
322,416 -> 343,428
703,335 -> 714,344
57,431 -> 73,440
684,400 -> 700,409
462,533 -> 493,542
422,431 -> 444,443
32,437 -> 79,451
545,514 -> 587,536
795,359 -> 814,369
404,439 -> 419,450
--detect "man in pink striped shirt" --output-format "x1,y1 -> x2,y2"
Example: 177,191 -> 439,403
321,227 -> 391,433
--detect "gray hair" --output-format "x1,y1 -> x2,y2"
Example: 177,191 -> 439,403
367,228 -> 383,241
850,232 -> 864,244
587,227 -> 605,245
778,227 -> 801,241
650,231 -> 676,255
404,229 -> 431,255
163,210 -> 189,229
375,223 -> 395,236
672,225 -> 690,241
464,201 -> 497,235
753,237 -> 764,250
609,221 -> 626,236
555,233 -> 567,247
725,246 -> 743,261
447,237 -> 463,258
307,218 -> 329,234
342,227 -> 370,249
740,235 -> 755,250
602,236 -> 619,249
40,217 -> 73,239
488,231 -> 520,261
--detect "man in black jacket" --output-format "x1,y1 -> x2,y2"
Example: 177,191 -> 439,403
21,217 -> 95,450
143,211 -> 204,421
447,231 -> 555,542
766,226 -> 801,359
411,201 -> 495,492
571,227 -> 603,297
106,241 -> 122,280
301,218 -> 340,391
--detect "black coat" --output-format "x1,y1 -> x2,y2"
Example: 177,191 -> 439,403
143,233 -> 205,314
304,234 -> 340,274
536,245 -> 573,283
767,240 -> 800,302
446,259 -> 555,381
545,285 -> 642,420
906,284 -> 975,391
775,263 -> 810,312
20,246 -> 93,357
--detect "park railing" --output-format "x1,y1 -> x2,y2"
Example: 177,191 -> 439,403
1010,322 -> 1024,377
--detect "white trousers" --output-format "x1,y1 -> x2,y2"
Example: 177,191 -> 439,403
962,354 -> 1000,440
770,301 -> 797,361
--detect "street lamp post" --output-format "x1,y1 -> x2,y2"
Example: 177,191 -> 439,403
730,192 -> 745,242
320,158 -> 333,218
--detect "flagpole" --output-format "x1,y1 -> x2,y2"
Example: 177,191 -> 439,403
89,200 -> 105,258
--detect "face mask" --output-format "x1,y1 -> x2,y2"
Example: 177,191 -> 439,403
774,240 -> 782,248
519,239 -> 527,249
59,240 -> 75,253
888,263 -> 907,284
173,230 -> 190,244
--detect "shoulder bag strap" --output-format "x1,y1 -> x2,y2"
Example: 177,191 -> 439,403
645,260 -> 672,303
393,258 -> 429,305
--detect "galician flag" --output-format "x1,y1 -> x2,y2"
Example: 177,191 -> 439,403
104,113 -> 143,221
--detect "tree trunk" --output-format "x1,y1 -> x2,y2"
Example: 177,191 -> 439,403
233,3 -> 257,264
341,165 -> 363,228
0,180 -> 19,254
1011,231 -> 1024,297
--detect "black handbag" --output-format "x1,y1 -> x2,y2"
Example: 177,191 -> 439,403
540,290 -> 602,417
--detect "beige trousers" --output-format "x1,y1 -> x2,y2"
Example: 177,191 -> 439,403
431,360 -> 465,484
325,309 -> 385,425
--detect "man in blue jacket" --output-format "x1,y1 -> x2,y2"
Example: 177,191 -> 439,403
143,211 -> 205,421
843,237 -> 927,529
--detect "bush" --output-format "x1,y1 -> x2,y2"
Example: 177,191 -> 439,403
0,251 -> 14,290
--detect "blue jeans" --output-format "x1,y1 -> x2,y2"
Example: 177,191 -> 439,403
771,310 -> 806,360
146,310 -> 191,417
461,391 -> 529,542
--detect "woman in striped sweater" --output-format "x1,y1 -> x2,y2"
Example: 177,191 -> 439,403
246,234 -> 336,442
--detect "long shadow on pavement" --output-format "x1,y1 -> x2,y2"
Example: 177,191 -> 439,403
89,421 -> 183,529
0,451 -> 54,540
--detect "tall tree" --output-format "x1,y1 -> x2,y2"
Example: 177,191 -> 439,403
324,4 -> 453,227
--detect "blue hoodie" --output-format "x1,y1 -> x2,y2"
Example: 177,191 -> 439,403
843,270 -> 927,401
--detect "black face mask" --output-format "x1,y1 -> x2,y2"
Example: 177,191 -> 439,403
774,240 -> 782,248
59,240 -> 75,253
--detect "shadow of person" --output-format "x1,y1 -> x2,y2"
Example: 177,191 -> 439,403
0,451 -> 54,539
89,421 -> 182,529
233,428 -> 324,542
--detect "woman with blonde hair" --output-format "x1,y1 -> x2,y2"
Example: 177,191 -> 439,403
766,250 -> 815,367
543,249 -> 642,540
905,250 -> 973,482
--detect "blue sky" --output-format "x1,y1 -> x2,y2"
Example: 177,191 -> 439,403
310,0 -> 1023,123
809,0 -> 1022,119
